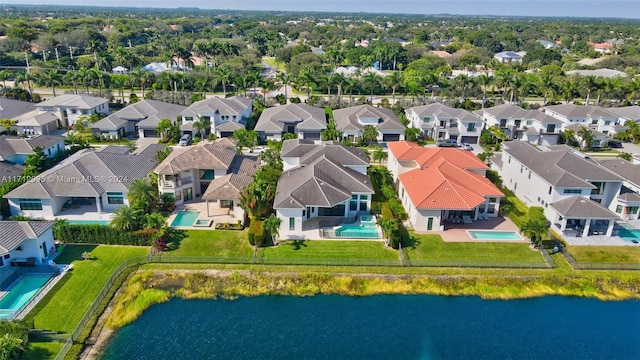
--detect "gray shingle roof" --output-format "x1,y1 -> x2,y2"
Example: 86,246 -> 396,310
0,135 -> 65,159
596,158 -> 640,187
0,98 -> 36,119
550,196 -> 618,219
544,104 -> 617,119
92,100 -> 186,131
334,105 -> 404,132
480,104 -> 562,124
181,96 -> 252,118
255,104 -> 326,132
5,145 -> 163,199
503,141 -> 621,188
411,103 -> 481,124
202,155 -> 259,200
0,162 -> 24,185
13,110 -> 59,127
281,139 -> 369,167
36,94 -> 108,109
0,221 -> 54,253
605,106 -> 640,121
154,138 -> 237,175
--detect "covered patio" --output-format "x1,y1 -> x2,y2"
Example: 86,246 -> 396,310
551,197 -> 618,238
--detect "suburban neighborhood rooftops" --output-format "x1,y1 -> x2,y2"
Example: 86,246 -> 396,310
13,110 -> 59,127
0,162 -> 24,185
544,104 -> 617,118
550,196 -> 619,219
0,135 -> 65,159
281,139 -> 369,166
155,138 -> 238,175
565,69 -> 627,78
333,104 -> 404,132
503,141 -> 621,188
410,103 -> 481,124
181,96 -> 252,118
37,94 -> 108,109
5,144 -> 163,199
478,104 -> 563,124
0,98 -> 36,119
596,158 -> 640,187
605,106 -> 640,121
388,141 -> 488,170
0,221 -> 54,254
255,103 -> 326,132
202,155 -> 259,200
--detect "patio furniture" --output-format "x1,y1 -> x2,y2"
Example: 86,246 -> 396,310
463,216 -> 473,224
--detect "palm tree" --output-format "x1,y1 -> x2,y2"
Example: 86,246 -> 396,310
581,75 -> 599,106
297,66 -> 316,101
405,127 -> 421,142
129,69 -> 153,100
377,217 -> 399,247
386,71 -> 403,106
76,67 -> 92,94
362,124 -> 379,145
475,74 -> 492,108
157,118 -> 174,139
363,72 -> 381,104
192,115 -> 211,139
127,177 -> 158,212
0,69 -> 10,88
43,69 -> 63,97
215,64 -> 233,97
110,205 -> 140,231
15,72 -> 36,99
536,72 -> 558,106
561,78 -> 579,104
143,213 -> 166,230
494,67 -> 516,104
372,146 -> 388,165
577,126 -> 595,149
519,207 -> 549,248
262,215 -> 282,246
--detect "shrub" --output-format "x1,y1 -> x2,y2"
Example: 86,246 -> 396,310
248,220 -> 264,247
381,184 -> 397,200
388,199 -> 408,220
53,224 -> 156,246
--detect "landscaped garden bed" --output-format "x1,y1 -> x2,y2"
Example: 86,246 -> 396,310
215,222 -> 244,230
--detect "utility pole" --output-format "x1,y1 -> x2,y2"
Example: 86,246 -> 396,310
127,39 -> 132,48
69,46 -> 73,60
25,51 -> 30,73
43,51 -> 47,62
55,47 -> 60,62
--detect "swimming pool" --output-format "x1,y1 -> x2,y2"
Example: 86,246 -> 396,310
617,228 -> 640,243
0,275 -> 52,320
170,211 -> 201,227
66,219 -> 111,226
359,215 -> 376,224
467,230 -> 523,241
335,224 -> 381,238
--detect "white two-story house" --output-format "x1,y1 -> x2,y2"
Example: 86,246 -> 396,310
180,96 -> 252,138
406,103 -> 482,144
499,142 -> 622,238
36,94 -> 109,128
477,104 -> 563,145
334,104 -> 405,143
254,103 -> 327,141
543,104 -> 622,147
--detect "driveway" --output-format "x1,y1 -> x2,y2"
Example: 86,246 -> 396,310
620,142 -> 640,155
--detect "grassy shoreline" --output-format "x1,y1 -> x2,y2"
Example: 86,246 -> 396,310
104,268 -> 640,329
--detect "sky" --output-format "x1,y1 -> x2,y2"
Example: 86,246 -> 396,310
4,1 -> 640,19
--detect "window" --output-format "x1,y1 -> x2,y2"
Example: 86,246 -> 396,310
520,165 -> 523,173
302,210 -> 306,217
548,186 -> 552,195
499,119 -> 507,127
359,194 -> 368,200
466,123 -> 476,132
349,194 -> 358,211
220,200 -> 233,208
629,207 -> 639,214
508,156 -> 511,164
423,117 -> 430,123
528,171 -> 531,179
604,121 -> 611,126
546,124 -> 556,133
563,189 -> 582,194
289,217 -> 295,231
359,201 -> 368,212
199,170 -> 215,180
185,116 -> 193,121
107,192 -> 124,205
616,205 -> 623,213
18,198 -> 42,211
591,120 -> 598,125
526,120 -> 533,126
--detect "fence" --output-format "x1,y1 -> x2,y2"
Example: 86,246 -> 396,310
571,262 -> 640,270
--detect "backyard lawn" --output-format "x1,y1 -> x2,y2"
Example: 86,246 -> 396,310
261,240 -> 399,261
22,341 -> 63,360
403,233 -> 546,264
25,245 -> 149,333
164,229 -> 253,258
567,246 -> 640,263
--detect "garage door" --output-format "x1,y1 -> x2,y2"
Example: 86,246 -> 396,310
460,136 -> 478,144
382,134 -> 401,142
220,132 -> 234,138
304,132 -> 321,140
143,129 -> 159,138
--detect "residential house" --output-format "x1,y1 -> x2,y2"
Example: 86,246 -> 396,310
499,141 -> 621,237
588,42 -> 613,54
543,104 -> 623,145
141,62 -> 189,74
274,139 -> 373,238
155,138 -> 257,222
91,100 -> 186,139
564,123 -> 609,149
406,103 -> 482,144
0,221 -> 55,268
0,162 -> 24,186
12,111 -> 59,136
112,66 -> 128,74
605,106 -> 640,127
387,141 -> 502,231
595,158 -> 640,221
36,94 -> 109,128
334,104 -> 405,143
0,135 -> 65,164
4,144 -> 164,219
180,97 -> 252,138
477,104 -> 563,145
255,103 -> 326,141
0,98 -> 36,121
538,40 -> 558,49
565,69 -> 627,78
493,51 -> 525,63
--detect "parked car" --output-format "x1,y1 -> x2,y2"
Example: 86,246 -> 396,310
608,140 -> 623,148
436,139 -> 457,147
178,134 -> 192,146
459,143 -> 473,151
250,146 -> 267,153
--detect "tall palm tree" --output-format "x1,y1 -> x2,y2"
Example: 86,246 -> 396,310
43,69 -> 63,97
386,71 -> 403,106
494,67 -> 516,104
278,71 -> 291,103
127,178 -> 158,212
215,64 -> 233,97
297,66 -> 316,101
192,115 -> 211,139
362,124 -> 379,145
581,75 -> 599,106
76,67 -> 92,94
15,72 -> 36,99
372,146 -> 388,165
536,72 -> 558,106
262,215 -> 282,246
363,72 -> 381,104
577,126 -> 595,149
0,69 -> 11,89
561,78 -> 579,104
475,74 -> 492,108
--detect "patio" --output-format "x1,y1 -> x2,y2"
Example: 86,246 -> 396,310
54,203 -> 114,222
417,216 -> 524,242
167,200 -> 238,229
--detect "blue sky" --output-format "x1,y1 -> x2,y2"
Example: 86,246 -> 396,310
5,1 -> 640,19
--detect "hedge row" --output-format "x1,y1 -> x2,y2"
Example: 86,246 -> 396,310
247,220 -> 266,247
53,224 -> 158,246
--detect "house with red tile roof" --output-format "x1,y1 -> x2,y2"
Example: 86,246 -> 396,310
387,141 -> 503,231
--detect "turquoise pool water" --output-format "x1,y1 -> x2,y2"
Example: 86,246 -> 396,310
467,230 -> 522,240
170,211 -> 200,227
335,224 -> 380,238
0,275 -> 52,320
66,219 -> 110,225
359,215 -> 376,223
618,228 -> 640,242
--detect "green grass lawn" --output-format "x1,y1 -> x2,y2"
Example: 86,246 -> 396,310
261,57 -> 285,69
403,234 -> 545,264
163,229 -> 253,258
22,341 -> 63,360
261,240 -> 398,261
567,246 -> 640,263
25,245 -> 149,333
502,188 -> 530,228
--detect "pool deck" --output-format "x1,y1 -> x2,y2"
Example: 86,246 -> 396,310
14,265 -> 70,320
167,202 -> 237,230
415,216 -> 526,243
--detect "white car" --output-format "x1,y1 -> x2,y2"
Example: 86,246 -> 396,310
459,143 -> 473,151
250,146 -> 267,154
